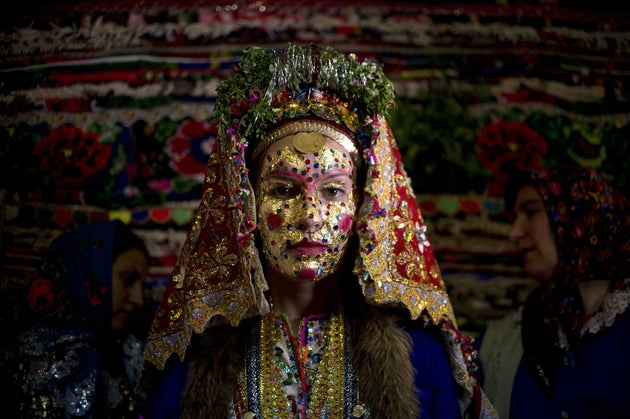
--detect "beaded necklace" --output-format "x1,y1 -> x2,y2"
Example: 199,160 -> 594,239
259,306 -> 346,418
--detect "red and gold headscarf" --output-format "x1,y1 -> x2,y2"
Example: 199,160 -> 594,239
143,45 -> 470,395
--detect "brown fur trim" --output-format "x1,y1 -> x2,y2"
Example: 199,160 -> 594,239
352,305 -> 420,418
181,324 -> 245,419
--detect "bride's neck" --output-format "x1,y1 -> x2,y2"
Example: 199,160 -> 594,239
267,271 -> 338,323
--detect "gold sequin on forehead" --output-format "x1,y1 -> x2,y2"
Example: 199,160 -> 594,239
267,146 -> 306,172
250,119 -> 361,167
292,132 -> 326,154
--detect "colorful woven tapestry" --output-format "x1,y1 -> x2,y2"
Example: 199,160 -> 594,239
1,0 -> 629,327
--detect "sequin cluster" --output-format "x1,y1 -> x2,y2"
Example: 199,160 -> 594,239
19,327 -> 146,417
258,311 -> 346,418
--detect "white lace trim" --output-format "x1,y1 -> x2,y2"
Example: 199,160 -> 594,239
581,278 -> 630,337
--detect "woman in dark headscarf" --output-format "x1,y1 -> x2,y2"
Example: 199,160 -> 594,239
478,165 -> 630,419
16,220 -> 151,418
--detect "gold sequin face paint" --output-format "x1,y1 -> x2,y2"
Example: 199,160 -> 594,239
256,134 -> 357,281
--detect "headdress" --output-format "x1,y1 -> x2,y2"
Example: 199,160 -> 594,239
143,45 -> 474,396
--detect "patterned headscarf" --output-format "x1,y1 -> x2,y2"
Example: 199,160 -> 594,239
143,44 -> 477,397
508,165 -> 630,396
26,221 -> 116,330
528,166 -> 628,287
19,220 -> 146,417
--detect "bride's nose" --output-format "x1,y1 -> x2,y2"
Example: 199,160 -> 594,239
296,195 -> 323,232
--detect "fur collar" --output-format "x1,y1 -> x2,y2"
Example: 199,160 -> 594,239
181,304 -> 419,418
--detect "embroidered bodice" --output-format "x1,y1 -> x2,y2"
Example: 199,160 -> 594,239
233,311 -> 365,419
269,314 -> 332,415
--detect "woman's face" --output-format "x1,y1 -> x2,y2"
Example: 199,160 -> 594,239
256,132 -> 357,282
508,185 -> 559,281
111,247 -> 149,331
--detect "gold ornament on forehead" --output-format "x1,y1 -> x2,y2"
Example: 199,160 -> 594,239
251,119 -> 361,167
291,132 -> 326,154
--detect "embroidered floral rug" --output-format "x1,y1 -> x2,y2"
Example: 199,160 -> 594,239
1,1 -> 628,329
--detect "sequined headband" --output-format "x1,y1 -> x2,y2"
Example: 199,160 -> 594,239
250,119 -> 361,166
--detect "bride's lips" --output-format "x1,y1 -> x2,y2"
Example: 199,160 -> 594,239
286,239 -> 328,256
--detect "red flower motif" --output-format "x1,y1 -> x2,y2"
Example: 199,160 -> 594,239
28,278 -> 57,314
147,179 -> 172,193
167,118 -> 218,181
230,97 -> 250,116
85,274 -> 108,307
88,292 -> 103,307
34,125 -> 112,187
475,120 -> 548,196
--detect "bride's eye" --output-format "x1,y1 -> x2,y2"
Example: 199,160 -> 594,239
268,183 -> 297,199
322,185 -> 347,200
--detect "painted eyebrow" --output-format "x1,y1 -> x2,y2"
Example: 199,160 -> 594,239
263,171 -> 304,182
265,168 -> 352,180
319,173 -> 352,182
